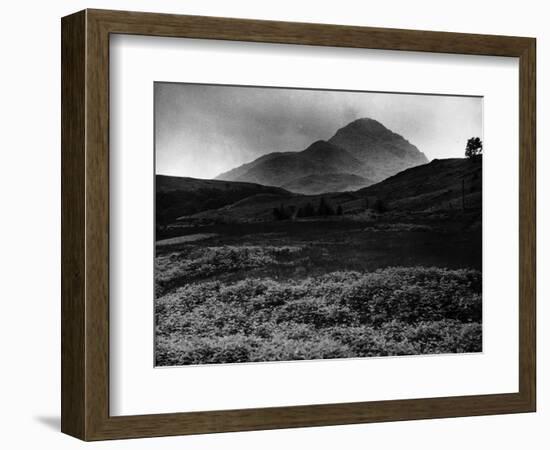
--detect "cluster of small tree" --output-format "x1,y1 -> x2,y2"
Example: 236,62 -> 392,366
372,198 -> 387,213
317,198 -> 334,216
272,204 -> 294,220
273,198 -> 344,220
296,202 -> 316,218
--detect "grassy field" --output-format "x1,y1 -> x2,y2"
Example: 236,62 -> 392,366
155,214 -> 482,365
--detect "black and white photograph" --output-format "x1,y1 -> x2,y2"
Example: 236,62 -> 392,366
154,83 -> 483,366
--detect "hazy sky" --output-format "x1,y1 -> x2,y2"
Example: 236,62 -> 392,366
155,82 -> 482,179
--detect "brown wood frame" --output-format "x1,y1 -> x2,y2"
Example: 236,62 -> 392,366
61,8 -> 536,441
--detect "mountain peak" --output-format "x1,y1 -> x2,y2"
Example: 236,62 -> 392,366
331,117 -> 393,141
341,117 -> 387,132
328,117 -> 428,181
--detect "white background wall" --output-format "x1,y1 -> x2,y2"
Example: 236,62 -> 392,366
0,0 -> 546,448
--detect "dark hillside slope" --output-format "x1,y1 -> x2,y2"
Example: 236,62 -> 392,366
357,157 -> 482,211
158,158 -> 481,227
156,175 -> 291,224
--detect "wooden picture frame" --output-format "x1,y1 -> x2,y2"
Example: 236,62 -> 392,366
61,9 -> 536,441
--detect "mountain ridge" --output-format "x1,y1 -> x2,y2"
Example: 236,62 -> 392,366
216,117 -> 428,192
218,140 -> 367,188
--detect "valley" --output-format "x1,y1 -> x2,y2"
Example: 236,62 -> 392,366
155,154 -> 482,365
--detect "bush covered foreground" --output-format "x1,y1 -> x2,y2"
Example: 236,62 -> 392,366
155,266 -> 482,365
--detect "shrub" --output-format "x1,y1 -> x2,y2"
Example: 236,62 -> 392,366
155,266 -> 482,365
155,245 -> 303,294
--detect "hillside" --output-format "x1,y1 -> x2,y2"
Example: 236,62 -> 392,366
156,175 -> 291,225
186,158 -> 481,224
158,157 -> 481,230
357,157 -> 482,211
216,117 -> 428,192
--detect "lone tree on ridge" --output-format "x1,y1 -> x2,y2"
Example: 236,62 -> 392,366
465,137 -> 483,159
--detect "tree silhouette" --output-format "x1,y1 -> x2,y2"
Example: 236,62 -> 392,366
318,198 -> 334,216
273,204 -> 291,220
304,202 -> 315,217
373,199 -> 387,213
465,137 -> 483,159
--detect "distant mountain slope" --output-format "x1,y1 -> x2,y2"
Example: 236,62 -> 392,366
282,173 -> 374,195
216,151 -> 294,182
216,117 -> 428,192
357,157 -> 482,211
328,118 -> 428,181
218,140 -> 366,187
156,175 -> 291,224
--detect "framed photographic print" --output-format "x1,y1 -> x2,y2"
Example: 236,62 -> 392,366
61,9 -> 536,441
